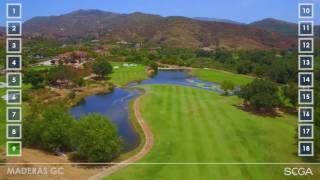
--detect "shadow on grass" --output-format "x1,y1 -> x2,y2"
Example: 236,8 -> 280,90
234,104 -> 282,118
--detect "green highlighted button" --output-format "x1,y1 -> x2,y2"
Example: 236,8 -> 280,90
7,141 -> 21,156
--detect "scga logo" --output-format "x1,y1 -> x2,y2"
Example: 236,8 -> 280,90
284,167 -> 313,176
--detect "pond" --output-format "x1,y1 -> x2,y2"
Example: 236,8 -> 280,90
129,69 -> 224,93
70,70 -> 227,152
69,88 -> 141,152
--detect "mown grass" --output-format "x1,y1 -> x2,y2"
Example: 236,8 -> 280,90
28,65 -> 53,72
109,62 -> 147,86
107,85 -> 318,180
191,68 -> 253,86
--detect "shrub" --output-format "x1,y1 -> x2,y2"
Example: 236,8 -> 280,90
71,113 -> 122,162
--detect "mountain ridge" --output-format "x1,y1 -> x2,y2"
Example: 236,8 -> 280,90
9,10 -> 297,49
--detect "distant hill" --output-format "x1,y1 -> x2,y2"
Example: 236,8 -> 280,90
193,17 -> 243,25
22,10 -> 296,50
0,27 -> 5,34
250,18 -> 320,37
250,18 -> 297,37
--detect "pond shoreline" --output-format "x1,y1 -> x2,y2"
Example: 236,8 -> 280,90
88,87 -> 154,180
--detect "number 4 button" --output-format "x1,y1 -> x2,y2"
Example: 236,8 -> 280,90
6,55 -> 22,71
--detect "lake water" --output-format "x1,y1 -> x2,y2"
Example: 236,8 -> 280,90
129,70 -> 223,93
70,70 -> 225,152
69,88 -> 141,152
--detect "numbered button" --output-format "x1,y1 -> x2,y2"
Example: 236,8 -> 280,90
7,124 -> 21,139
298,141 -> 314,156
298,55 -> 313,70
7,73 -> 22,88
299,3 -> 313,18
7,21 -> 22,36
298,90 -> 313,105
7,3 -> 22,19
298,72 -> 313,88
299,124 -> 313,139
6,55 -> 22,70
6,141 -> 21,157
299,107 -> 313,122
7,38 -> 22,53
7,107 -> 21,122
299,21 -> 313,36
7,90 -> 22,105
299,38 -> 313,53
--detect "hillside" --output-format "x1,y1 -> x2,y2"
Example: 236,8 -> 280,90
250,18 -> 320,37
193,17 -> 244,25
21,10 -> 296,50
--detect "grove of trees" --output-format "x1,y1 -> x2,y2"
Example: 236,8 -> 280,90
23,104 -> 122,162
238,79 -> 281,109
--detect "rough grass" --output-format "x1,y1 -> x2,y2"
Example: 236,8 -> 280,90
191,68 -> 253,86
107,85 -> 317,180
109,62 -> 147,86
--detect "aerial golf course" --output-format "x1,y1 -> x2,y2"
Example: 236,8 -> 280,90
104,69 -> 316,180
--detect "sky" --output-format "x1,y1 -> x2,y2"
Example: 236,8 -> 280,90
1,0 -> 320,26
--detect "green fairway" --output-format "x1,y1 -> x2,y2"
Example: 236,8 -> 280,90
191,68 -> 253,86
107,85 -> 317,180
109,62 -> 147,86
29,65 -> 53,71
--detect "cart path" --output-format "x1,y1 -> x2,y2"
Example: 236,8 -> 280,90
88,88 -> 154,180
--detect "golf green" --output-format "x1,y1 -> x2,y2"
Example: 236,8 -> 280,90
110,62 -> 147,86
107,85 -> 317,180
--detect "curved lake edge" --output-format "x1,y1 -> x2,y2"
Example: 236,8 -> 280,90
114,87 -> 147,161
69,69 -> 231,163
68,84 -> 147,160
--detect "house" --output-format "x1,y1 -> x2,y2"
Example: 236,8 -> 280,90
148,47 -> 161,54
201,47 -> 215,52
56,51 -> 89,68
117,41 -> 128,45
94,47 -> 109,56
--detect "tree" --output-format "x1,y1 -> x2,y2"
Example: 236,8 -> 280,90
252,65 -> 268,77
23,104 -> 75,152
238,79 -> 281,109
267,61 -> 290,84
220,81 -> 235,95
148,61 -> 158,74
46,65 -> 77,88
237,60 -> 253,74
283,83 -> 298,106
39,105 -> 75,152
71,114 -> 122,162
24,70 -> 44,88
92,57 -> 113,78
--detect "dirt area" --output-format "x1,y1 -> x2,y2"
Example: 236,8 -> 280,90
0,148 -> 103,180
